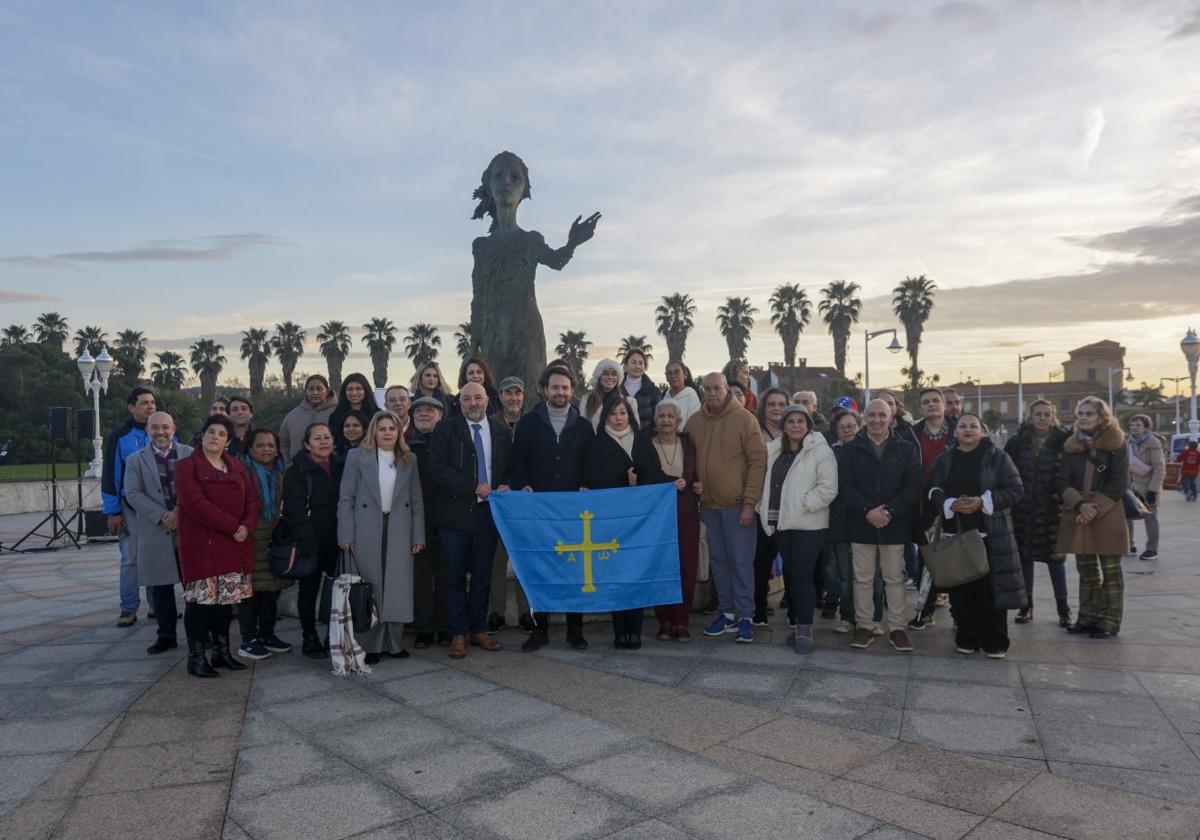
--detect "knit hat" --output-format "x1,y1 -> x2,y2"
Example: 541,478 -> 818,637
497,376 -> 524,393
591,358 -> 620,382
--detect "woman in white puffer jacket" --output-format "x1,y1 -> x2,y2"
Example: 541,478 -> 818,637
758,405 -> 839,654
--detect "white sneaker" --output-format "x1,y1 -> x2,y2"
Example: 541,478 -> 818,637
985,650 -> 1007,659
872,626 -> 885,636
834,620 -> 853,634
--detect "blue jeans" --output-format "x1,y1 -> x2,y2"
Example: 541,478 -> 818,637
1182,475 -> 1197,502
700,507 -> 757,620
118,535 -> 141,613
439,505 -> 500,637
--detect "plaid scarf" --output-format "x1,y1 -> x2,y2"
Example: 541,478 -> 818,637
154,446 -> 178,511
328,573 -> 378,676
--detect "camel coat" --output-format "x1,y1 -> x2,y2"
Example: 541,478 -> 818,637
337,447 -> 426,623
1056,425 -> 1129,556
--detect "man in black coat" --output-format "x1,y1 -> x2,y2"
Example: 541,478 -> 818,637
509,365 -> 595,652
838,398 -> 923,653
408,396 -> 449,648
429,382 -> 512,659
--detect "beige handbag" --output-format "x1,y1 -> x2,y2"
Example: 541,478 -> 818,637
920,520 -> 989,588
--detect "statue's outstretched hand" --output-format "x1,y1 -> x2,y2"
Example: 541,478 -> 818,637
567,212 -> 601,248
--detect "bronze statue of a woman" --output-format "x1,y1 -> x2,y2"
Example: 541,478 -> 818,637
470,151 -> 600,390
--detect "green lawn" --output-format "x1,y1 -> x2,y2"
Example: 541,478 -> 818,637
0,463 -> 87,482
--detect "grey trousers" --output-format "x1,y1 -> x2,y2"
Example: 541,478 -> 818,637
700,507 -> 756,619
1126,507 -> 1159,554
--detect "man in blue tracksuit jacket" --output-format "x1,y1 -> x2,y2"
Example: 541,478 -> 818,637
102,387 -> 157,626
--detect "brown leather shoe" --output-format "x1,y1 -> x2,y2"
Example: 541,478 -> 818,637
850,628 -> 874,649
448,635 -> 467,658
470,632 -> 502,652
889,630 -> 914,652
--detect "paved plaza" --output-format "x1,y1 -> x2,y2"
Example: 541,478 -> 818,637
1,497 -> 1198,840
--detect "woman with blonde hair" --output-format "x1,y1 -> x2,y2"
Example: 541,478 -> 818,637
338,410 -> 426,662
1056,396 -> 1128,639
411,361 -> 457,416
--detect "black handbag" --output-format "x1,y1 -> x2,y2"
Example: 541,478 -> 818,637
1123,489 -> 1150,520
268,474 -> 319,580
319,549 -> 376,634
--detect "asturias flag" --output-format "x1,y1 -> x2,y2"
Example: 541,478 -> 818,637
489,483 -> 681,613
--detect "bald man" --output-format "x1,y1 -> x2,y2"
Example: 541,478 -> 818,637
837,398 -> 923,653
122,412 -> 192,653
428,381 -> 513,659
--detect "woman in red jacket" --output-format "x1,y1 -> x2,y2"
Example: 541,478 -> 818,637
177,414 -> 260,677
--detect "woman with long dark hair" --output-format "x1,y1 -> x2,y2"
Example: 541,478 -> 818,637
584,395 -> 662,650
236,428 -> 293,660
329,373 -> 380,451
280,422 -> 343,657
176,415 -> 259,677
334,409 -> 370,458
580,358 -> 639,431
457,357 -> 502,417
1004,399 -> 1072,626
620,348 -> 661,429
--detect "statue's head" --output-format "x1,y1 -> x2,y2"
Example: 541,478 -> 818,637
472,151 -> 531,232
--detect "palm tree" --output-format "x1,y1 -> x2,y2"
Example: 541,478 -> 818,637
818,280 -> 862,377
769,283 -> 812,368
715,296 -> 758,362
453,322 -> 477,362
189,339 -> 227,407
316,320 -> 353,392
554,330 -> 592,386
654,293 -> 697,362
892,274 -> 937,391
403,323 -> 441,369
240,327 -> 272,398
617,335 -> 653,362
73,326 -> 107,357
112,329 -> 149,380
150,351 -> 187,390
270,321 -> 307,395
362,318 -> 398,387
1128,382 -> 1165,407
33,312 -> 69,350
2,325 -> 31,346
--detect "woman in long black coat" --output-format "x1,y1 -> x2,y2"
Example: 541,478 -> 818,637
584,395 -> 664,650
928,413 -> 1026,659
1003,399 -> 1072,627
280,422 -> 343,657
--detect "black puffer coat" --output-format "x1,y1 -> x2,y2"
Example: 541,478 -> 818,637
1004,426 -> 1069,566
280,450 -> 344,576
928,439 -> 1028,611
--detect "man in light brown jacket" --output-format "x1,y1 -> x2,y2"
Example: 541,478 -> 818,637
685,372 -> 767,642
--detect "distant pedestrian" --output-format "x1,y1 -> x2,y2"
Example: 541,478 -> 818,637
1126,414 -> 1164,561
1177,440 -> 1200,502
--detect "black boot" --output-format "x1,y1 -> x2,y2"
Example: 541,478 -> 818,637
1015,606 -> 1032,624
613,634 -> 628,650
210,632 -> 247,671
302,630 -> 324,658
187,639 -> 218,678
626,634 -> 642,651
1056,599 -> 1072,628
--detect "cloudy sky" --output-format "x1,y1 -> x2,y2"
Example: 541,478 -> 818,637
3,0 -> 1199,393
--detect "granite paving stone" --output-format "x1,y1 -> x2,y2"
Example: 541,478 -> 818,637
230,738 -> 361,800
486,709 -> 640,768
110,707 -> 244,747
261,686 -> 399,731
908,655 -> 1023,687
600,818 -> 697,839
425,686 -> 563,736
678,662 -> 797,710
963,820 -> 1069,839
1048,760 -> 1200,807
1025,686 -> 1173,730
1035,717 -> 1200,773
1017,663 -> 1147,695
229,777 -> 424,840
776,696 -> 905,738
369,738 -> 544,809
80,736 -> 239,795
54,780 -> 229,840
0,713 -> 115,756
905,679 -> 1032,719
307,703 -> 459,764
371,666 -> 501,706
663,780 -> 879,840
900,710 -> 1044,759
352,813 -> 469,839
0,752 -> 73,816
564,742 -> 741,814
815,778 -> 982,840
436,775 -> 643,840
726,714 -> 894,775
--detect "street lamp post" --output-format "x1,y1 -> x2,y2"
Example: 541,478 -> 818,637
1161,376 -> 1186,434
863,328 -> 902,405
1017,353 -> 1043,424
1183,328 -> 1200,438
1107,366 -> 1133,412
77,346 -> 115,478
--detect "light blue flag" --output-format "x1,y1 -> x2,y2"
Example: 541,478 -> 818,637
489,484 -> 680,613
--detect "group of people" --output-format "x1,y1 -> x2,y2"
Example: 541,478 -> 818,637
98,350 -> 1177,678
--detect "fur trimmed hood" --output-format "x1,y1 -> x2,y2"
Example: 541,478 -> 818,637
1063,423 -> 1124,454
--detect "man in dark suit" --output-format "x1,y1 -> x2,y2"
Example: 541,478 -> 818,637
509,365 -> 595,652
429,382 -> 512,658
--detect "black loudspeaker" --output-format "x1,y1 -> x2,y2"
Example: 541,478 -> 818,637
84,510 -> 111,538
50,407 -> 73,443
76,409 -> 95,441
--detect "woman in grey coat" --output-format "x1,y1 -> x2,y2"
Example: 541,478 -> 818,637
338,410 -> 426,663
